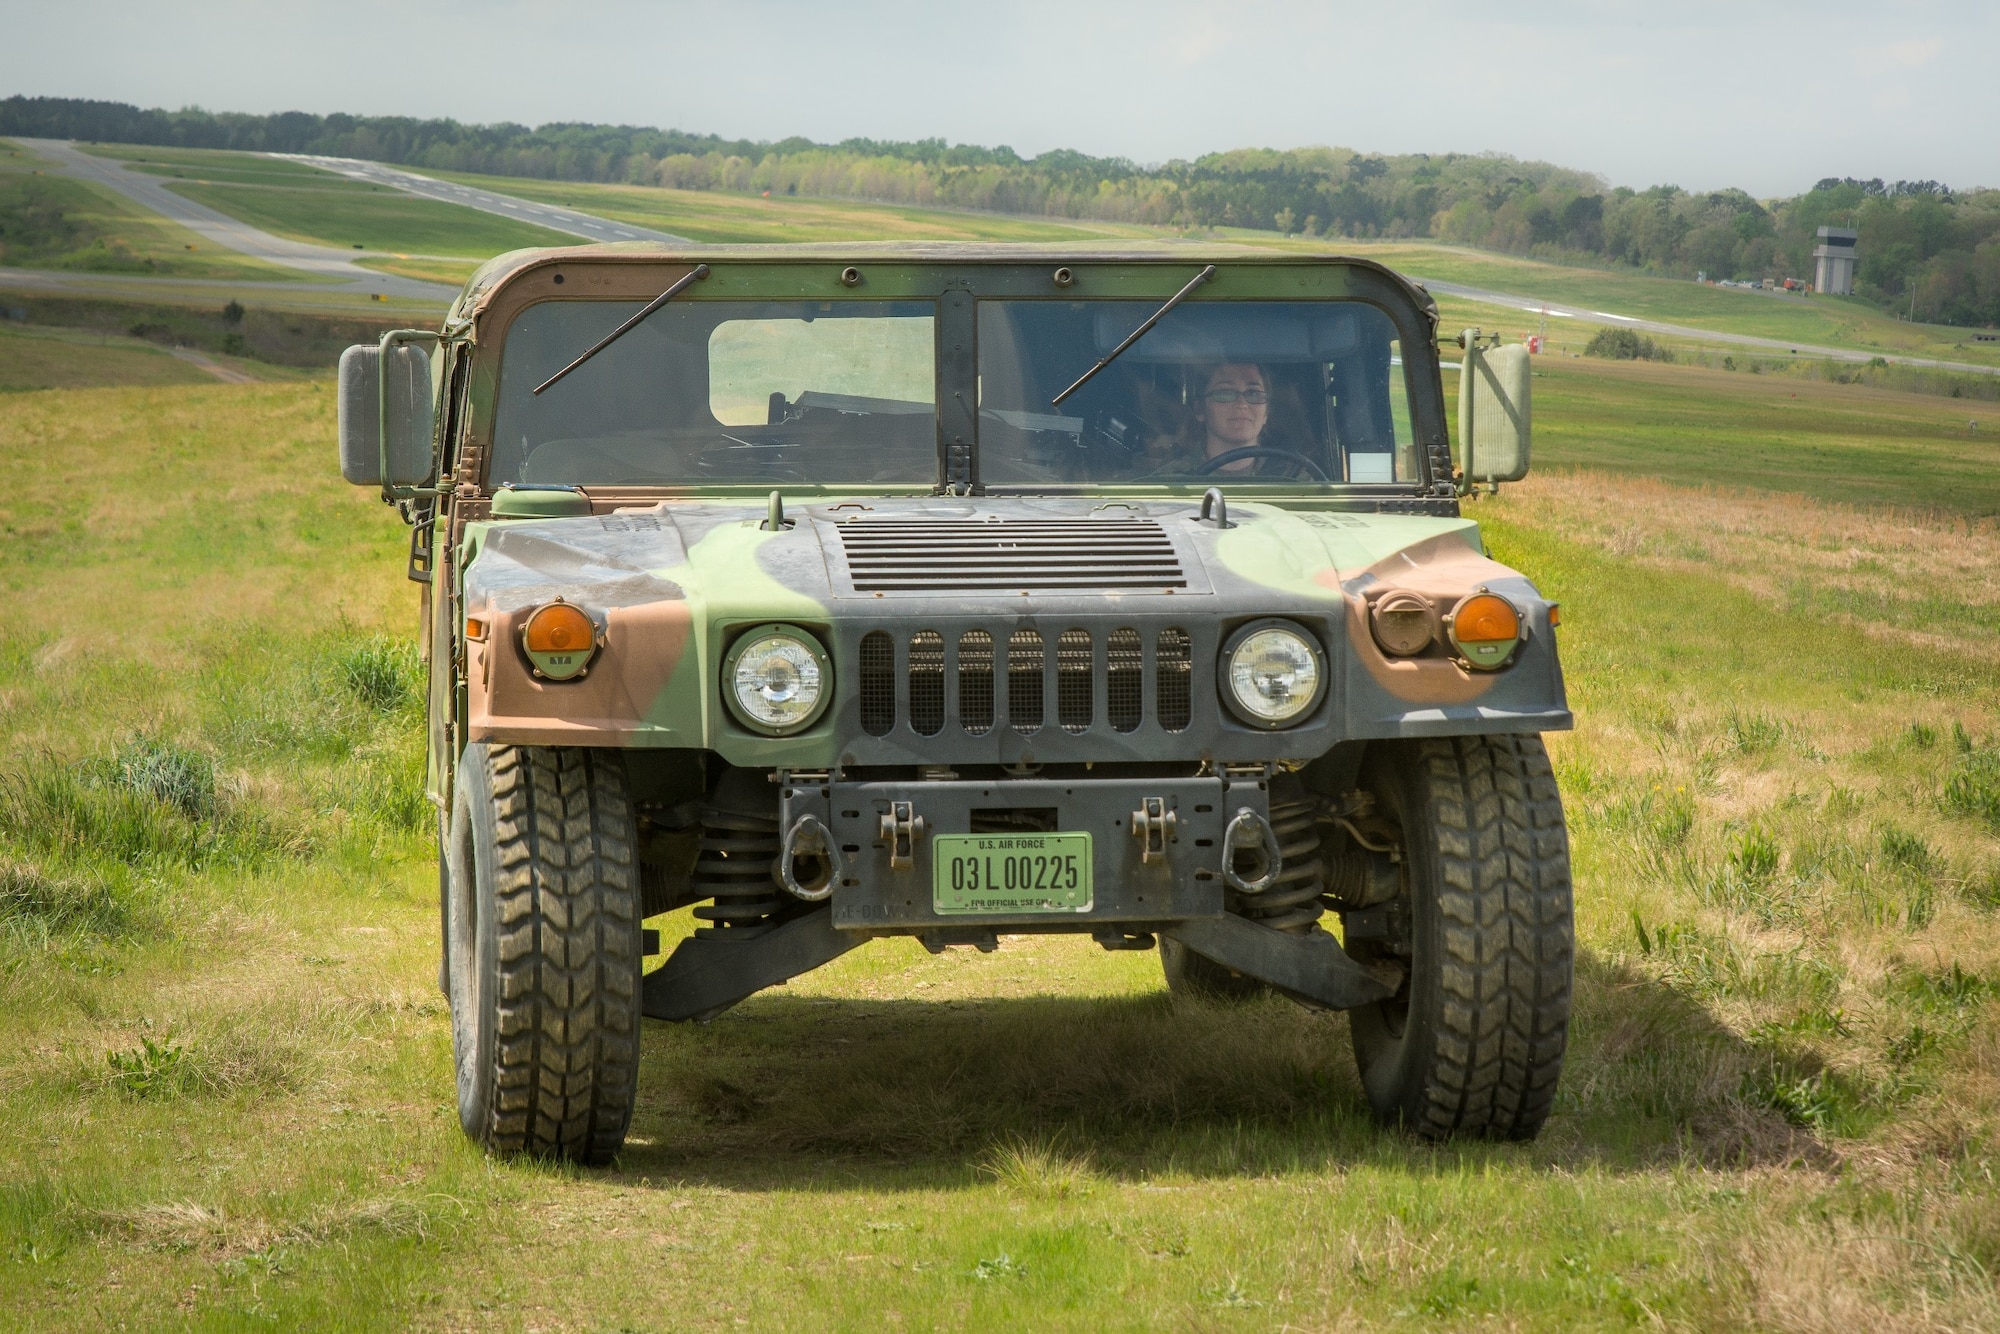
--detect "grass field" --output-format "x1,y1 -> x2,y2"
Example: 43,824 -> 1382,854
2,350 -> 1998,1328
0,141 -> 290,282
1462,354 -> 1999,516
27,141 -> 2000,385
1318,237 -> 2000,372
76,144 -> 579,258
372,167 -> 1160,245
0,322 -> 217,391
353,254 -> 483,286
14,138 -> 2000,383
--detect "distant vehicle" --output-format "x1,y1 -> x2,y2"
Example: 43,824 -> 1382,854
339,244 -> 1573,1162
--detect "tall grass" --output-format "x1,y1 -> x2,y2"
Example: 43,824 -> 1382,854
0,623 -> 431,970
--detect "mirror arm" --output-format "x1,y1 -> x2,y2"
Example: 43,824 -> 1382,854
378,328 -> 443,505
1455,329 -> 1480,498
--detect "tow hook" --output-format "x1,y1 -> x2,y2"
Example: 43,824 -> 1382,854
1130,796 -> 1177,864
1220,807 -> 1284,893
777,813 -> 835,901
878,801 -> 925,870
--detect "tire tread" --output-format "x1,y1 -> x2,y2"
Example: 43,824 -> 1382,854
475,746 -> 640,1163
1410,733 -> 1573,1140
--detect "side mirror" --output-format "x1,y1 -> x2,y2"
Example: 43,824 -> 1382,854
1455,339 -> 1531,486
338,338 -> 435,490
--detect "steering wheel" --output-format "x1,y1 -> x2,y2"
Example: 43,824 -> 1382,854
1192,447 -> 1331,481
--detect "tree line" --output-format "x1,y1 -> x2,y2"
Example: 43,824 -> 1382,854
5,96 -> 1996,327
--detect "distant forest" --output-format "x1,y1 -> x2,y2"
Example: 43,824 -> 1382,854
5,95 -> 1998,327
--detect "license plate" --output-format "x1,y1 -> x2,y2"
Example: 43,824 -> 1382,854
932,832 -> 1093,914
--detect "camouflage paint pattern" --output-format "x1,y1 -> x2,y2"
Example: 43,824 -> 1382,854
429,246 -> 1569,791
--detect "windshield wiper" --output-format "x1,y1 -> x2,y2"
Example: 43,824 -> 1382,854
533,263 -> 709,395
1050,263 -> 1215,408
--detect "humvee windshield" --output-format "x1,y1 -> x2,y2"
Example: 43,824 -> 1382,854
979,300 -> 1419,487
489,296 -> 1419,489
492,300 -> 938,487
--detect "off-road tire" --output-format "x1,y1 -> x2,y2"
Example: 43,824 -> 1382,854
436,810 -> 451,995
1159,935 -> 1269,1000
446,743 -> 642,1163
1349,734 -> 1572,1140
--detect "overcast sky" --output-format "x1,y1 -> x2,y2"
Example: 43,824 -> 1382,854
4,0 -> 1995,197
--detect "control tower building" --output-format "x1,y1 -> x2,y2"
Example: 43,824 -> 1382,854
1814,226 -> 1858,296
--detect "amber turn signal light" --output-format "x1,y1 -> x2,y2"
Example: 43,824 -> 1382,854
525,602 -> 593,653
465,617 -> 488,642
1448,591 -> 1523,670
521,601 -> 598,680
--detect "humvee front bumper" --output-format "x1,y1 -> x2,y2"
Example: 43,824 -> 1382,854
781,774 -> 1273,933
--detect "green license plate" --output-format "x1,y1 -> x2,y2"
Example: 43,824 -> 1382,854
933,832 -> 1093,915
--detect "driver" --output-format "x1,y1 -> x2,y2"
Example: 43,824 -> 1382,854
1195,363 -> 1270,470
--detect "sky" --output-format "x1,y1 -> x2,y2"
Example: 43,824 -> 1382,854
3,0 -> 1995,197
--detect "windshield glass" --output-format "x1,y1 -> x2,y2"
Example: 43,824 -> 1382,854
977,299 -> 1420,487
490,300 -> 936,486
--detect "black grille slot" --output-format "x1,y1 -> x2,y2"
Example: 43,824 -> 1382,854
1107,628 -> 1143,733
909,631 -> 945,736
958,630 -> 994,734
855,622 -> 1196,740
859,631 -> 895,736
1057,629 -> 1093,734
1008,629 -> 1045,733
839,518 -> 1186,592
1157,628 -> 1191,732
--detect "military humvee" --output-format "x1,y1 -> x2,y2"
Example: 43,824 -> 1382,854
338,244 -> 1571,1164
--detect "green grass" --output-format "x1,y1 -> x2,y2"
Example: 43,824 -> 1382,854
0,295 -> 420,372
0,140 -> 290,281
1324,236 -> 2000,371
77,143 -> 580,258
0,322 -> 213,391
366,166 -> 1162,245
29,138 -> 2000,380
1521,356 -> 1999,514
352,254 -> 482,287
1,359 -> 1998,1327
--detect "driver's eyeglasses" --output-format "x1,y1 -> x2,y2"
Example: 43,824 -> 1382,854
1203,388 -> 1268,405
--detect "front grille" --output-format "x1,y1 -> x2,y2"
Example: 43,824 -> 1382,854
958,630 -> 994,734
1056,630 -> 1092,733
859,631 -> 895,736
909,631 -> 945,736
1157,628 -> 1192,733
1107,628 -> 1143,733
1008,630 -> 1045,733
837,518 -> 1186,592
857,626 -> 1190,738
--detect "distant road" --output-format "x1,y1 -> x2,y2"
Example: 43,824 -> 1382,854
14,139 -> 458,303
274,155 -> 695,245
1414,276 -> 2000,378
13,139 -> 1999,376
0,266 -> 445,318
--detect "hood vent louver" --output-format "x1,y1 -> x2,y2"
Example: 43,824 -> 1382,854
837,518 -> 1187,593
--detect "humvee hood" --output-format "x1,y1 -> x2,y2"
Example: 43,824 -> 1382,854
456,494 -> 1566,756
459,495 -> 1513,616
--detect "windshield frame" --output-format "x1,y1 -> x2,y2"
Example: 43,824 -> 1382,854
461,255 -> 1447,501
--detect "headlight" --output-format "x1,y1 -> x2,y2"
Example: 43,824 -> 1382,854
520,600 -> 599,681
1221,620 -> 1325,728
1370,591 -> 1435,657
1448,591 -> 1524,670
723,625 -> 831,734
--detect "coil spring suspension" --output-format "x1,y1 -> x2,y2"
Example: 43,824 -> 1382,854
1228,795 -> 1324,933
690,805 -> 784,938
